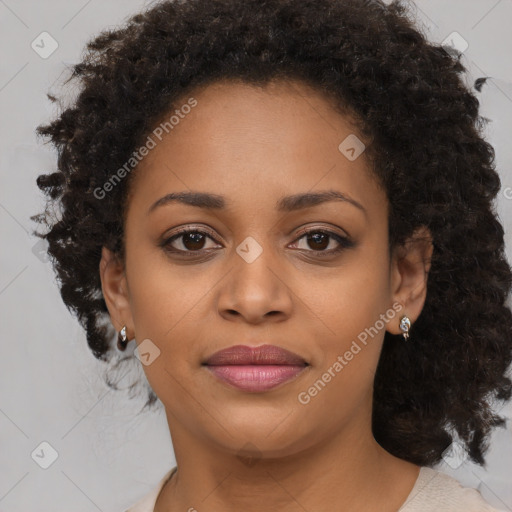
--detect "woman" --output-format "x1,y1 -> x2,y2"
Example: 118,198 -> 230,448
32,0 -> 512,510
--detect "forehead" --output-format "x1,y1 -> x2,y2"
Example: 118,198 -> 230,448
126,79 -> 386,220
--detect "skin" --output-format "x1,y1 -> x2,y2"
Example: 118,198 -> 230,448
100,79 -> 433,511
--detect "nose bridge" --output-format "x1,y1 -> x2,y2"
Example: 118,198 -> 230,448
218,233 -> 293,322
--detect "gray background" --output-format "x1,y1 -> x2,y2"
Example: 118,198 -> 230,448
1,0 -> 511,510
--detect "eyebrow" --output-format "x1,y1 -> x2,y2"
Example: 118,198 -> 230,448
147,190 -> 367,217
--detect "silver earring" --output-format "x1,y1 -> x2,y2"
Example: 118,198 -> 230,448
117,325 -> 128,351
399,315 -> 411,341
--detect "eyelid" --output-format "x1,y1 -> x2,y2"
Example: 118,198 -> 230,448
293,225 -> 350,241
171,224 -> 219,240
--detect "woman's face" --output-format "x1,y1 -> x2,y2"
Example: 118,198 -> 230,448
100,79 -> 430,460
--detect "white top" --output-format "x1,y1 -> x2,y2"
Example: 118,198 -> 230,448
124,466 -> 506,512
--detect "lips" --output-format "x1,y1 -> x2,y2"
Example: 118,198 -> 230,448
204,344 -> 307,366
203,344 -> 309,392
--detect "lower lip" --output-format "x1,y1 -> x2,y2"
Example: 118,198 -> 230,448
205,365 -> 307,392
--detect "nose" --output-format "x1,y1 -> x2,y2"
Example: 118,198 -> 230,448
217,245 -> 293,325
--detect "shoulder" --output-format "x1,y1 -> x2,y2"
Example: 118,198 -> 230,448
123,467 -> 177,512
399,467 -> 506,512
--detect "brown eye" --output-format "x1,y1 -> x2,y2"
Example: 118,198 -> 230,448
305,232 -> 330,251
180,232 -> 207,251
290,228 -> 355,256
162,229 -> 220,254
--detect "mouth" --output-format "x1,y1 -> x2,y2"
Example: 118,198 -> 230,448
202,344 -> 309,392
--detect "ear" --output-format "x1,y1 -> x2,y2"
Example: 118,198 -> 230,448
99,246 -> 134,337
387,226 -> 433,335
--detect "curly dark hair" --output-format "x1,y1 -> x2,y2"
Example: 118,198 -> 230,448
31,0 -> 512,468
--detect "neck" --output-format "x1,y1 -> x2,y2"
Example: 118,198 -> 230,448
154,409 -> 420,512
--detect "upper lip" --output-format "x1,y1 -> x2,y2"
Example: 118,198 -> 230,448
203,344 -> 308,366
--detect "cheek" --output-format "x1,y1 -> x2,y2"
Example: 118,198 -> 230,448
123,243 -> 213,390
307,252 -> 391,351
295,302 -> 387,434
298,242 -> 391,407
125,239 -> 201,340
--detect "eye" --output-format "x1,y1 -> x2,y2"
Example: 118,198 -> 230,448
161,227 -> 221,254
289,228 -> 354,255
160,226 -> 354,257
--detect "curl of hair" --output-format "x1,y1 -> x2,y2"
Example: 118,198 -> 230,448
32,0 -> 512,466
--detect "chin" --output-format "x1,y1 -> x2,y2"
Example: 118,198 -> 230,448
202,410 -> 318,461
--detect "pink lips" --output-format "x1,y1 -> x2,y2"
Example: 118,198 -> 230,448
203,344 -> 308,392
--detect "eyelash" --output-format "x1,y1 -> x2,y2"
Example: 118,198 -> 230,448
160,226 -> 354,258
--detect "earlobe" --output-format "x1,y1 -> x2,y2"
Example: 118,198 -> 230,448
99,246 -> 133,333
388,226 -> 434,337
